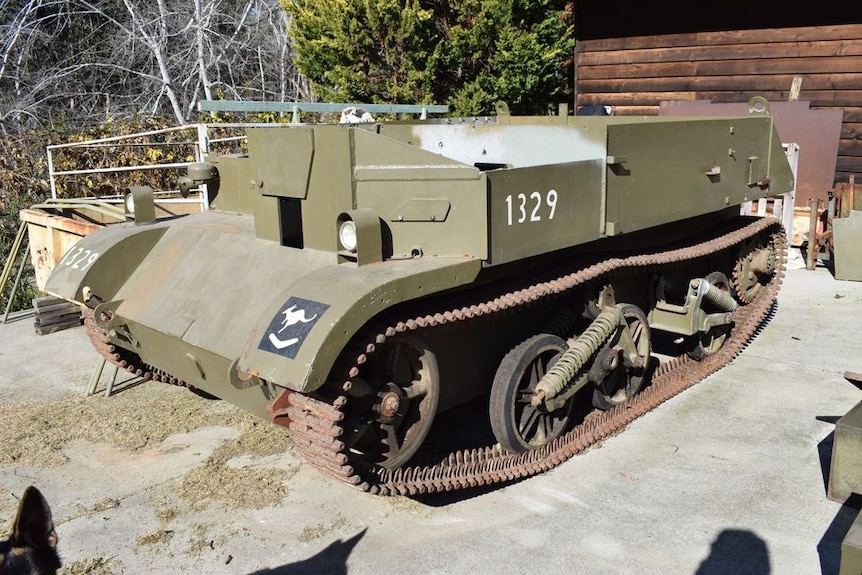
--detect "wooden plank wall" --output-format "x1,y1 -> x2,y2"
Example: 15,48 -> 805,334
575,24 -> 862,185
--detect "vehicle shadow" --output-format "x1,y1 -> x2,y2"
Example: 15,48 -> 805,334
247,528 -> 366,575
695,529 -> 771,575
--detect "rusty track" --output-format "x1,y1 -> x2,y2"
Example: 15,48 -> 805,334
85,313 -> 189,388
86,217 -> 786,496
283,218 -> 786,495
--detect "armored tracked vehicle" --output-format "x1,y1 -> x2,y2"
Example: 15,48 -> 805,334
46,102 -> 794,494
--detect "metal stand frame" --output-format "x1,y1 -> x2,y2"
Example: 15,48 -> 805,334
86,357 -> 120,397
0,225 -> 30,324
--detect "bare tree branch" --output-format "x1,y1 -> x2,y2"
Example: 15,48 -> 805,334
0,0 -> 303,130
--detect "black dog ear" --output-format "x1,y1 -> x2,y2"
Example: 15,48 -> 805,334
12,486 -> 57,550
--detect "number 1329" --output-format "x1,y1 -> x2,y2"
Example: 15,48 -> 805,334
505,190 -> 558,226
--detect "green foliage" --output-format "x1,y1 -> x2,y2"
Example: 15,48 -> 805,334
50,119 -> 199,198
0,187 -> 41,314
285,0 -> 435,104
282,0 -> 574,115
0,131 -> 50,312
433,0 -> 574,115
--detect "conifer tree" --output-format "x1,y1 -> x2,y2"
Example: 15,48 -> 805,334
282,0 -> 574,115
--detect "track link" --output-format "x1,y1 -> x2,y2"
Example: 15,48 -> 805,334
286,218 -> 787,495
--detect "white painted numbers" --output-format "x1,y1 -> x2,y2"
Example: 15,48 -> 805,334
505,189 -> 558,226
58,246 -> 99,272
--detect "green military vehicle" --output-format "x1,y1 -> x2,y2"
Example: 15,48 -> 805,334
46,102 -> 793,494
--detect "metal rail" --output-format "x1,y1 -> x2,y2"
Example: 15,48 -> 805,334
45,124 -> 210,210
198,100 -> 449,122
45,102 -> 448,211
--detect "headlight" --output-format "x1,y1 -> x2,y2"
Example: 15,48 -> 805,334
338,220 -> 357,252
124,186 -> 156,224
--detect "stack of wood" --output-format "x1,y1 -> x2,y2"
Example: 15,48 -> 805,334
32,296 -> 83,335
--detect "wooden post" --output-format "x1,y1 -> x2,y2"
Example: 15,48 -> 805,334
789,76 -> 803,101
806,198 -> 820,270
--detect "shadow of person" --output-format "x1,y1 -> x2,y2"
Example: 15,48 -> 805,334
247,528 -> 367,575
696,529 -> 771,575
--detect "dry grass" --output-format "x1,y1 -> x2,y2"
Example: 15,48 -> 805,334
0,379 -> 297,515
386,496 -> 424,513
0,350 -> 313,575
59,557 -> 120,575
297,514 -> 347,543
183,522 -> 221,557
136,529 -> 174,547
88,498 -> 121,513
173,417 -> 297,510
0,383 -> 250,468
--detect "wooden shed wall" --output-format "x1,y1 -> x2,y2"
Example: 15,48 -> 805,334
574,24 -> 862,185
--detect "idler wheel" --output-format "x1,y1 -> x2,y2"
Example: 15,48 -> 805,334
347,335 -> 439,470
489,334 -> 575,453
733,238 -> 777,304
592,304 -> 651,410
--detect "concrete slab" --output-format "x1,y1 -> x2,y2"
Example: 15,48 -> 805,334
0,264 -> 860,575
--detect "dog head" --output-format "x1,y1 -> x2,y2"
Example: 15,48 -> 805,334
0,486 -> 61,575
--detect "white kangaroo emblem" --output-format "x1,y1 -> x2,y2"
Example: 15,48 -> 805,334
268,305 -> 319,350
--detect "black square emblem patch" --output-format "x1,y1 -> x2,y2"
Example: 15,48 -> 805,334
258,297 -> 329,359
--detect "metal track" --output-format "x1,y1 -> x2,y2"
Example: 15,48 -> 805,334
85,313 -> 187,387
283,218 -> 786,495
85,217 -> 786,496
